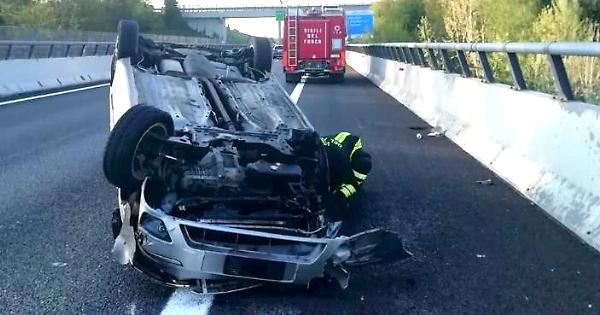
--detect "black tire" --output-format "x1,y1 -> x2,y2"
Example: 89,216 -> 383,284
285,72 -> 301,83
330,73 -> 345,83
111,20 -> 139,83
251,37 -> 272,73
103,105 -> 174,191
116,20 -> 139,60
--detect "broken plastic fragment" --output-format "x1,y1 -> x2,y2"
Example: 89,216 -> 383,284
51,262 -> 68,267
427,131 -> 443,137
324,263 -> 350,289
112,203 -> 136,265
476,179 -> 494,185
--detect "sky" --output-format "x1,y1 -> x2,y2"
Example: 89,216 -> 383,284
148,0 -> 375,38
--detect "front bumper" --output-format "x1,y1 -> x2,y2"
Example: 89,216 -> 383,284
131,182 -> 351,288
287,60 -> 345,76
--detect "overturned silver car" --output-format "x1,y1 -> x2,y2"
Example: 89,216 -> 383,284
105,20 -> 411,294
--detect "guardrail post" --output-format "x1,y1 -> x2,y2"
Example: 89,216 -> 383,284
548,54 -> 575,101
456,50 -> 471,77
388,47 -> 396,60
64,44 -> 70,57
428,49 -> 439,70
409,48 -> 420,66
5,44 -> 12,59
402,47 -> 413,64
48,44 -> 54,58
80,44 -> 86,56
507,53 -> 527,90
398,47 -> 410,63
391,47 -> 401,61
93,44 -> 99,56
27,44 -> 35,59
417,48 -> 427,67
105,44 -> 112,55
440,49 -> 453,73
396,47 -> 406,62
477,51 -> 495,83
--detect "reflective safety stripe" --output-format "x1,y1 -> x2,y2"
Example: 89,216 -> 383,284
339,183 -> 357,198
334,132 -> 351,143
350,139 -> 363,159
353,170 -> 367,180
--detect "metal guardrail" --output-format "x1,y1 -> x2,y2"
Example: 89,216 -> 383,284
0,40 -> 248,60
0,40 -> 114,60
348,42 -> 600,101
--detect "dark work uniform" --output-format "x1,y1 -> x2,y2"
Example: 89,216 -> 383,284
320,132 -> 369,201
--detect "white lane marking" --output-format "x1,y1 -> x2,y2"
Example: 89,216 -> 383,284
161,289 -> 214,315
289,76 -> 307,105
0,83 -> 109,107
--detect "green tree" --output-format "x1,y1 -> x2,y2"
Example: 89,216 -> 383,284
163,0 -> 187,31
371,0 -> 425,42
480,0 -> 541,41
580,0 -> 600,23
421,0 -> 446,40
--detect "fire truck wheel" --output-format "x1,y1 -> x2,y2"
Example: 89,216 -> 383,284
285,72 -> 301,83
251,37 -> 273,73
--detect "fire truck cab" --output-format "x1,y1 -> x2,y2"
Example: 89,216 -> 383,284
283,6 -> 346,83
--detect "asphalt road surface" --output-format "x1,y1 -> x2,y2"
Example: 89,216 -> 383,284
1,61 -> 599,314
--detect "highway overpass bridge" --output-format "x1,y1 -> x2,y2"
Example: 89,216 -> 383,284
0,39 -> 599,314
153,2 -> 372,42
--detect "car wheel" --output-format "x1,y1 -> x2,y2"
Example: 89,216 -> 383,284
103,105 -> 174,191
116,20 -> 139,60
111,20 -> 140,83
285,72 -> 301,83
251,37 -> 272,73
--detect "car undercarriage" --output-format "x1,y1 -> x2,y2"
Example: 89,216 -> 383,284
105,20 -> 411,294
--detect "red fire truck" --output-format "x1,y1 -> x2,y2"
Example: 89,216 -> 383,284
282,6 -> 346,83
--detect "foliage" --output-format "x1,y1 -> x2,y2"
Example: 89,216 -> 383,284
372,0 -> 600,103
0,0 -> 198,36
226,27 -> 251,45
371,0 -> 425,42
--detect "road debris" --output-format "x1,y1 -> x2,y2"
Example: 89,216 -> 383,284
416,133 -> 423,140
427,127 -> 444,137
475,254 -> 486,258
427,131 -> 443,137
476,179 -> 494,185
51,262 -> 68,267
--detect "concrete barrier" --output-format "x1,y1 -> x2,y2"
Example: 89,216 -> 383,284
347,51 -> 600,252
0,55 -> 111,99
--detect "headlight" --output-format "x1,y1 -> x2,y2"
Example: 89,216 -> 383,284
140,213 -> 171,242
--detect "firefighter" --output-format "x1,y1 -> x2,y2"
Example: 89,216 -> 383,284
321,131 -> 372,213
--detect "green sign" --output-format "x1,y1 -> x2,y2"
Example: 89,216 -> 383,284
275,9 -> 284,21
